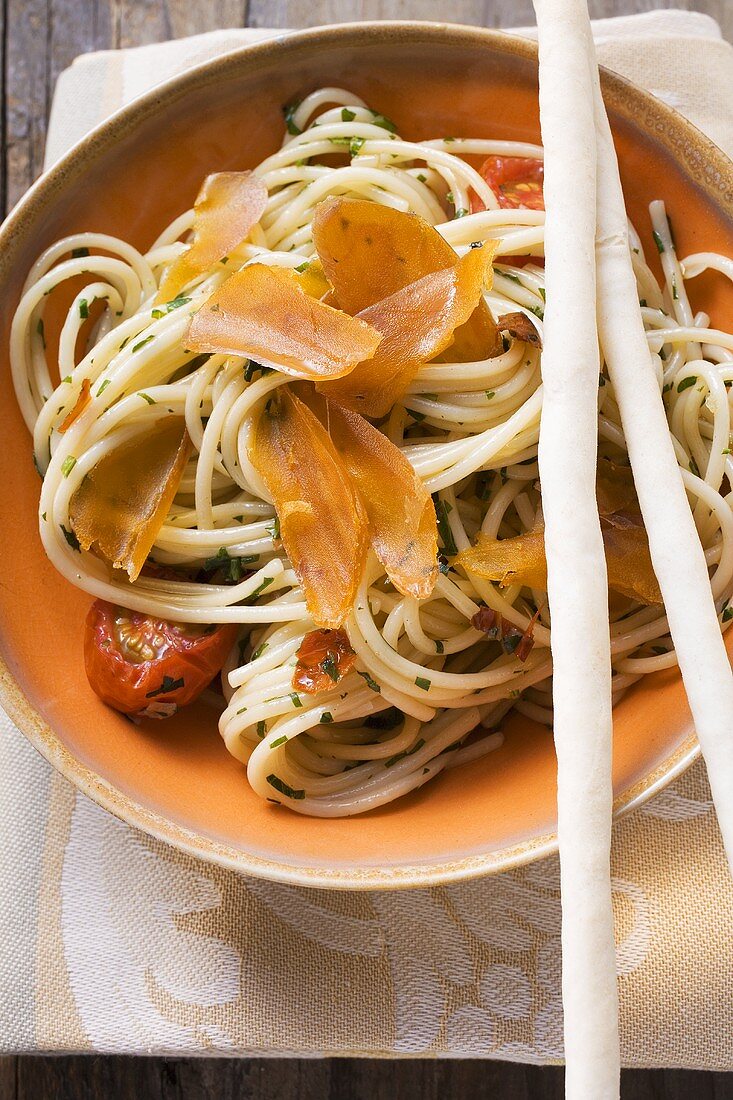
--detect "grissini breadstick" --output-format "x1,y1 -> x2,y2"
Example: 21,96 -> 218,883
532,1 -> 619,1095
591,34 -> 733,871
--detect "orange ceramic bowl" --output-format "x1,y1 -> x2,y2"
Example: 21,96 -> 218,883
1,23 -> 731,889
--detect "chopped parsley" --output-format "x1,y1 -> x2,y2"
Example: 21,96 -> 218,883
372,112 -> 397,133
71,246 -> 90,258
79,299 -> 89,320
385,738 -> 425,768
485,390 -> 495,400
138,392 -> 156,405
341,107 -> 356,122
246,575 -> 275,601
266,773 -> 305,800
257,720 -> 268,738
96,378 -> 111,396
269,734 -> 288,749
251,642 -> 268,661
434,497 -> 457,557
266,516 -> 281,540
357,670 -> 381,693
320,654 -> 340,682
435,640 -> 444,655
722,603 -> 733,623
415,676 -> 431,691
320,712 -> 333,724
349,136 -> 365,156
132,334 -> 155,354
151,294 -> 191,319
61,524 -> 80,551
677,376 -> 697,393
652,230 -> 665,254
146,674 -> 184,697
60,455 -> 76,477
365,708 -> 402,730
289,693 -> 303,708
282,100 -> 302,135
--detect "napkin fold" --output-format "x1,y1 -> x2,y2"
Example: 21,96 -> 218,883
3,10 -> 733,1067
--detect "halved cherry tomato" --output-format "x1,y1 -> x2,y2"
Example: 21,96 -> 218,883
471,155 -> 544,212
293,628 -> 356,694
84,599 -> 239,717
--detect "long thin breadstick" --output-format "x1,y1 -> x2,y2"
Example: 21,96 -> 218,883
590,30 -> 733,869
531,1 -> 620,1096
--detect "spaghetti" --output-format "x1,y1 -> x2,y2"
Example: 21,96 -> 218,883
11,87 -> 733,817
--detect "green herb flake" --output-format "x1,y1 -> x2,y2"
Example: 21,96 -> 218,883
538,287 -> 546,303
434,497 -> 457,557
282,100 -> 302,135
357,670 -> 381,693
416,173 -> 427,184
146,674 -> 184,698
60,455 -> 76,478
320,712 -> 334,724
61,524 -> 80,551
415,676 -> 431,691
41,511 -> 47,522
151,294 -> 191,319
71,246 -> 90,258
320,654 -> 339,683
257,720 -> 268,738
290,693 -> 303,709
266,773 -> 305,800
485,390 -> 495,400
652,230 -> 665,254
79,299 -> 89,320
372,112 -> 398,133
722,604 -> 733,623
639,298 -> 648,308
247,576 -> 275,602
251,642 -> 268,661
266,516 -> 281,540
385,738 -> 426,768
132,335 -> 155,354
454,208 -> 468,219
138,392 -> 156,405
96,378 -> 111,397
269,734 -> 288,748
341,107 -> 356,122
677,376 -> 697,393
349,136 -> 365,156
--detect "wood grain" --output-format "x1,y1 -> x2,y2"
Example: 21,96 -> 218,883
2,0 -> 733,1096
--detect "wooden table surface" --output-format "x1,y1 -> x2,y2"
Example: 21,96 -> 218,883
2,1 -> 732,1097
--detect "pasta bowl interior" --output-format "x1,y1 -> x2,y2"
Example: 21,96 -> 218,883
1,23 -> 732,888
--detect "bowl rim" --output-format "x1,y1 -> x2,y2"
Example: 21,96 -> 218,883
2,17 -> 725,890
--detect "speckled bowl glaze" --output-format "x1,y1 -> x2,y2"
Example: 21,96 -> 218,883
1,22 -> 731,889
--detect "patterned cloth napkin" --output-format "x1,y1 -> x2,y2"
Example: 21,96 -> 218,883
2,10 -> 732,1067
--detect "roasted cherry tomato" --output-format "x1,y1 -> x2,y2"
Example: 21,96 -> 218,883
84,599 -> 239,717
293,628 -> 356,694
471,155 -> 544,212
